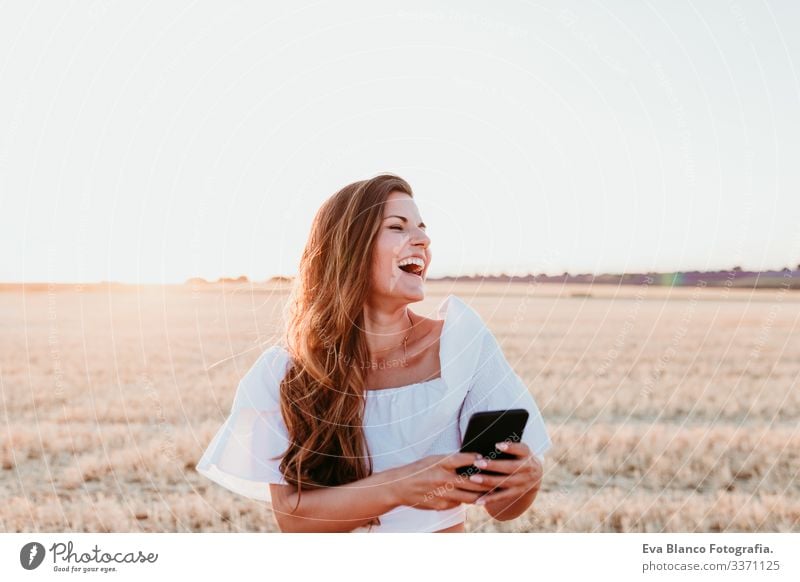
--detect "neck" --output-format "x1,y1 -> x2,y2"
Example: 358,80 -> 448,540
362,301 -> 414,355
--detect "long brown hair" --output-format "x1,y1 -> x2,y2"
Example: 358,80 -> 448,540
277,173 -> 414,524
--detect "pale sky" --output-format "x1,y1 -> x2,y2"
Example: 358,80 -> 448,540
1,0 -> 799,284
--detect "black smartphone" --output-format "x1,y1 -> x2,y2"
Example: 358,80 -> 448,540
455,409 -> 529,477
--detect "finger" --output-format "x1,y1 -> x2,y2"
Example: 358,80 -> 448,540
465,471 -> 526,490
412,499 -> 460,511
473,457 -> 525,475
418,487 -> 486,505
439,487 -> 485,505
420,498 -> 461,511
494,441 -> 531,458
449,468 -> 496,490
451,477 -> 495,493
443,452 -> 483,470
477,486 -> 530,506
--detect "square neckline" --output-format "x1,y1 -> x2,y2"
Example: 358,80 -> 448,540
364,297 -> 452,393
364,375 -> 445,395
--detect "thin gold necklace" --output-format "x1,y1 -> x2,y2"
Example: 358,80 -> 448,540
369,310 -> 415,368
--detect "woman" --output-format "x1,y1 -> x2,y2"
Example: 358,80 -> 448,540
196,173 -> 552,532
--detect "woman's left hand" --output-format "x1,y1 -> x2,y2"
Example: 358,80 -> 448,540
467,441 -> 543,508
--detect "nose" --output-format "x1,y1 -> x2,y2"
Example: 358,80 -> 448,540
411,226 -> 430,248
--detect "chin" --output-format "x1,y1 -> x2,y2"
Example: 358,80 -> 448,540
386,268 -> 426,299
388,284 -> 424,303
404,285 -> 425,301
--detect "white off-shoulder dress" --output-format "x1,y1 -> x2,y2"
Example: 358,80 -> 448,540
195,294 -> 553,532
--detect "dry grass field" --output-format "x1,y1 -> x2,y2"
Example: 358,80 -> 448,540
1,281 -> 798,532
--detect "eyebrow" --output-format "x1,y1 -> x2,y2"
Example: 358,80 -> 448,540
383,215 -> 426,228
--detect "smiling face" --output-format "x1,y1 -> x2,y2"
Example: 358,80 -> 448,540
369,191 -> 432,304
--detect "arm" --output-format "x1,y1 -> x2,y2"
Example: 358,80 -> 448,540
467,443 -> 544,522
269,451 -> 486,532
485,453 -> 544,521
458,325 -> 553,523
484,484 -> 539,521
269,467 -> 401,533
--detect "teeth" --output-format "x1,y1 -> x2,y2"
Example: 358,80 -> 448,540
397,257 -> 425,270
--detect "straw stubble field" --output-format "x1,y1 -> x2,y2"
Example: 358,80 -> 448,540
1,281 -> 798,532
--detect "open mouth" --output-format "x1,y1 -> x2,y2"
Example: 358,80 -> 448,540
397,263 -> 424,279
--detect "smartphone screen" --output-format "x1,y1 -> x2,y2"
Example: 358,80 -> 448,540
455,409 -> 529,477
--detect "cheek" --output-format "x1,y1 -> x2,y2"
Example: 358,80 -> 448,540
369,246 -> 394,283
375,234 -> 406,264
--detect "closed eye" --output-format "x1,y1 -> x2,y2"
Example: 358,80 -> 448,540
389,225 -> 403,231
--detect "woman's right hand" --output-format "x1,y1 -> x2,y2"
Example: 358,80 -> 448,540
387,452 -> 490,510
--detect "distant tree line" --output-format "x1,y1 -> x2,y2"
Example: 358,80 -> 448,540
186,265 -> 800,290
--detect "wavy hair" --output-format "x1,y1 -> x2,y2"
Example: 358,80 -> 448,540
277,173 -> 414,527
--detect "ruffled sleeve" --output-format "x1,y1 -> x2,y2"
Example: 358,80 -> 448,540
195,346 -> 293,504
458,326 -> 552,464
